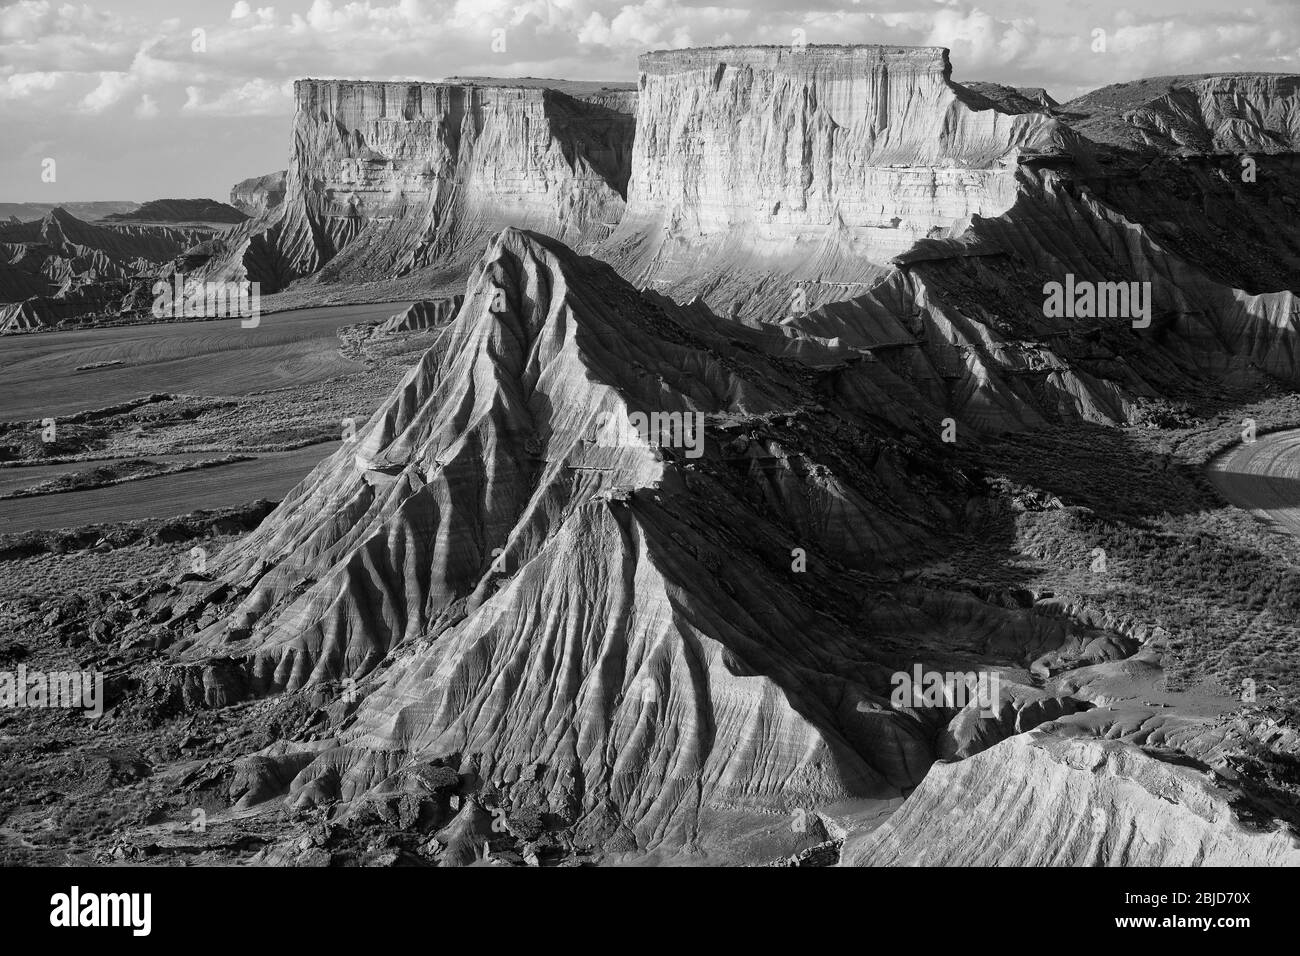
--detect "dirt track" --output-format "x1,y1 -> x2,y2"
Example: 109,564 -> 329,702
1207,428 -> 1300,536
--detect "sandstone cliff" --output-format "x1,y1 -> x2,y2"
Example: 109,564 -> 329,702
599,45 -> 1072,314
198,80 -> 633,292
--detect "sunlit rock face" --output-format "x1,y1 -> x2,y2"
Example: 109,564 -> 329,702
600,45 -> 1072,312
230,170 -> 286,218
842,731 -> 1300,866
199,80 -> 633,291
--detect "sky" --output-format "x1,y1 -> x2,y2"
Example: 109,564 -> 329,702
2,0 -> 1298,202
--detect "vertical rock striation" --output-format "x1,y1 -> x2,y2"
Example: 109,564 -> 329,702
199,80 -> 634,291
600,45 -> 1071,312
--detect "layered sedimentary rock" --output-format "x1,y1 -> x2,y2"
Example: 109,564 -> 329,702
89,48 -> 1300,864
374,295 -> 462,334
196,80 -> 634,291
230,171 -> 287,217
146,226 -> 1167,861
773,154 -> 1300,433
599,45 -> 1072,314
961,81 -> 1058,114
843,730 -> 1300,866
0,208 -> 208,332
1065,73 -> 1300,154
441,75 -> 637,114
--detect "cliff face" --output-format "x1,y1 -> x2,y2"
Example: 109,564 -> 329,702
201,81 -> 633,291
230,171 -> 287,217
599,45 -> 1070,311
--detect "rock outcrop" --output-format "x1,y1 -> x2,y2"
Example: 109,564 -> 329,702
1064,73 -> 1300,154
961,81 -> 1058,114
843,730 -> 1300,866
0,208 -> 209,332
374,295 -> 462,334
230,171 -> 287,218
70,46 -> 1300,865
152,226 -> 1161,860
599,45 -> 1072,314
195,80 -> 634,292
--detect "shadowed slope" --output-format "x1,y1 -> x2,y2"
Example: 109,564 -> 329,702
153,228 -> 1137,861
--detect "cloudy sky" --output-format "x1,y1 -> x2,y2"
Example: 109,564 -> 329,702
3,0 -> 1297,202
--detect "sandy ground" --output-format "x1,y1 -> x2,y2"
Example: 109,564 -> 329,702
0,301 -> 409,420
0,442 -> 340,533
1207,428 -> 1300,536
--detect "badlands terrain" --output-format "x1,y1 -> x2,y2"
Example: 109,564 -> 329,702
1,44 -> 1299,867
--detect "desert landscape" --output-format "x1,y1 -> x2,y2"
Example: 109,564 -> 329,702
0,0 -> 1298,888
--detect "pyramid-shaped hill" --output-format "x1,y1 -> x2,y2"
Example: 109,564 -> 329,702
147,227 -> 1145,860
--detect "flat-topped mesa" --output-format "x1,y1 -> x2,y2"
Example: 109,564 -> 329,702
296,78 -> 632,268
602,43 -> 1070,309
198,78 -> 634,290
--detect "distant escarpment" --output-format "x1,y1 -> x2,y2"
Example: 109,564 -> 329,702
196,80 -> 634,292
1061,73 -> 1300,155
230,171 -> 287,218
200,54 -> 1298,325
104,198 -> 248,224
961,81 -> 1058,115
0,208 -> 211,332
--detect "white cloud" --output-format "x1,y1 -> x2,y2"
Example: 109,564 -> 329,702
134,92 -> 158,117
79,70 -> 133,112
182,77 -> 293,115
0,69 -> 64,101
